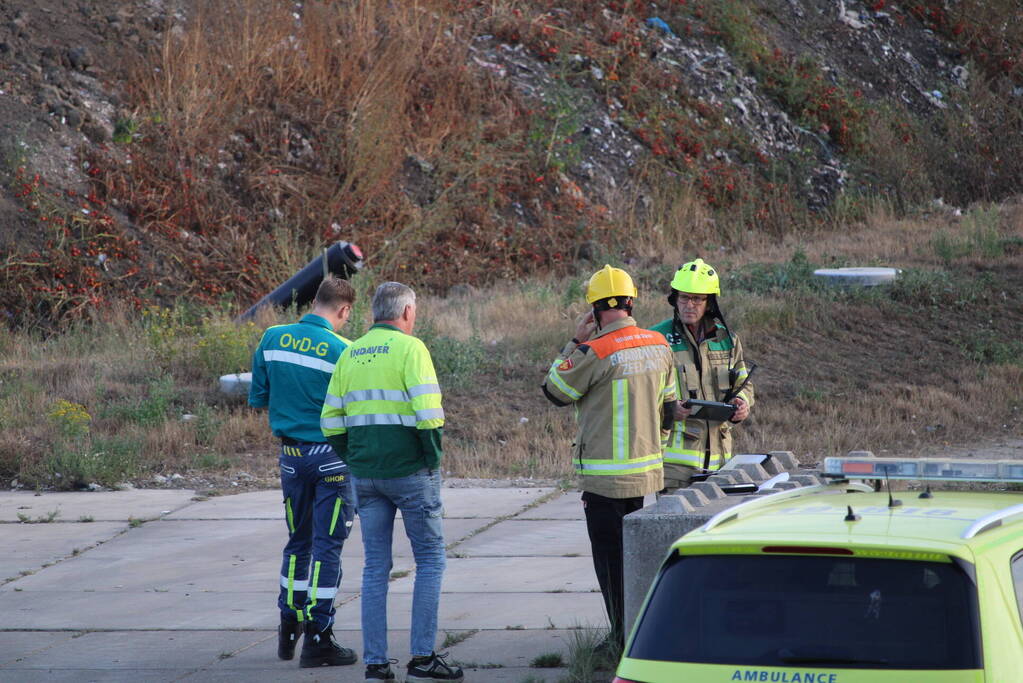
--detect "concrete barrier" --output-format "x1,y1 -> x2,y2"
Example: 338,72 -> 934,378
622,450 -> 816,633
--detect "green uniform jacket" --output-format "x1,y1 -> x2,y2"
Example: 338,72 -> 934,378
320,323 -> 444,479
542,317 -> 677,499
248,313 -> 349,443
650,317 -> 755,472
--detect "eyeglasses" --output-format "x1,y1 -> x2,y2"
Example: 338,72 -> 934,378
676,294 -> 708,306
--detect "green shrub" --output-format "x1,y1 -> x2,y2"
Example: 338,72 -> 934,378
143,306 -> 262,379
416,322 -> 490,390
728,251 -> 818,294
887,268 -> 976,308
48,399 -> 92,440
958,331 -> 1023,367
100,375 -> 177,426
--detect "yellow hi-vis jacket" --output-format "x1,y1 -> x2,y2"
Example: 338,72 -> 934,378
650,317 -> 755,473
542,317 -> 677,499
320,323 -> 444,479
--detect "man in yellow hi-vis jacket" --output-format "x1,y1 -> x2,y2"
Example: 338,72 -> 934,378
321,282 -> 463,683
651,258 -> 755,490
542,265 -> 678,652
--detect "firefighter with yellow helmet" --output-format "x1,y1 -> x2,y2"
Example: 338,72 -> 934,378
542,265 -> 678,652
650,258 -> 755,490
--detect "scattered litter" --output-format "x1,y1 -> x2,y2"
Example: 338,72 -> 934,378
646,17 -> 676,38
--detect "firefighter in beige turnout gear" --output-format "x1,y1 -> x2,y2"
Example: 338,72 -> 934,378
542,265 -> 677,651
651,258 -> 755,490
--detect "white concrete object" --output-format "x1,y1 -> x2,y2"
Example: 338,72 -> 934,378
813,266 -> 899,286
218,372 -> 252,397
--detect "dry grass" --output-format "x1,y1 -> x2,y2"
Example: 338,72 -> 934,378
1,204 -> 1020,489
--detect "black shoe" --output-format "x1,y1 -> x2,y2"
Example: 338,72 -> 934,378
365,660 -> 397,681
406,651 -> 464,682
299,623 -> 358,667
277,619 -> 302,661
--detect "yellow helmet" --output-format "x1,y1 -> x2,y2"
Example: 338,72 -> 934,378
670,258 -> 720,295
585,264 -> 637,305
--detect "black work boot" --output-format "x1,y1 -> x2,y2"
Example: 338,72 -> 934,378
299,623 -> 358,668
277,619 -> 302,660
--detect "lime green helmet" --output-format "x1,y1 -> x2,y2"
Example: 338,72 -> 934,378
670,258 -> 720,295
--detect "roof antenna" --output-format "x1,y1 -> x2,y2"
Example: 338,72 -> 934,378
844,505 -> 860,522
919,485 -> 933,499
885,468 -> 902,508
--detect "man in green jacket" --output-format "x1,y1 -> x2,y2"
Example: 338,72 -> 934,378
651,258 -> 755,490
249,275 -> 358,668
321,282 -> 463,683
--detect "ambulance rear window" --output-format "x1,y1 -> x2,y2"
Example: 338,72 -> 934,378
628,554 -> 981,669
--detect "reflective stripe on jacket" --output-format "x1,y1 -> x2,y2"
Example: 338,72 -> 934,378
650,317 -> 754,472
248,314 -> 349,443
542,317 -> 677,499
320,323 -> 443,478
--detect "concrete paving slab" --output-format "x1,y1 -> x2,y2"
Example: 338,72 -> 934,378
337,592 -> 607,631
453,519 -> 591,557
5,630 -> 262,671
164,490 -> 281,520
444,627 -> 585,666
6,515 -> 483,590
0,486 -> 612,681
440,487 -> 555,519
0,671 -> 162,682
445,666 -> 568,682
0,629 -> 574,682
0,490 -> 196,523
0,589 -> 283,630
514,490 -> 584,519
0,632 -> 78,667
5,520 -> 282,592
388,556 -> 598,593
0,522 -> 124,583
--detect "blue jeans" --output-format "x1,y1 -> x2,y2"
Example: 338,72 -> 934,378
354,468 -> 446,664
278,442 -> 355,630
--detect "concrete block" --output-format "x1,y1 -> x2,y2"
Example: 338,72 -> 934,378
760,457 -> 785,476
622,494 -> 741,635
705,471 -> 742,486
728,469 -> 755,484
768,451 -> 800,471
735,462 -> 769,481
675,488 -> 708,508
790,474 -> 823,487
648,494 -> 695,514
689,481 -> 724,500
770,481 -> 802,491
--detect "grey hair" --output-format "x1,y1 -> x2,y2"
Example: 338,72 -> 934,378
372,282 -> 416,322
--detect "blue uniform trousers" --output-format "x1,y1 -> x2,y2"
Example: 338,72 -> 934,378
278,441 -> 355,630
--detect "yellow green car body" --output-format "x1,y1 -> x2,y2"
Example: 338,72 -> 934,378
616,479 -> 1023,683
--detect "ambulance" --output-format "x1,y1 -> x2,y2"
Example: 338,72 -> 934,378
616,456 -> 1023,682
